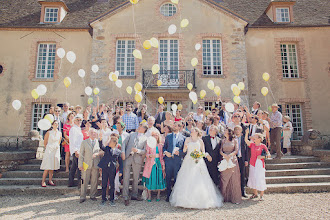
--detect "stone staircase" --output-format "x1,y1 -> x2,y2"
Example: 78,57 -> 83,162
0,155 -> 329,195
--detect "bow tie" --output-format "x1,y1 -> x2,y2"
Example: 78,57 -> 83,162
210,136 -> 215,139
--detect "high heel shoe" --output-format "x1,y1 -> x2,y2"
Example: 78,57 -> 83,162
147,199 -> 151,202
48,181 -> 56,186
41,182 -> 47,187
156,199 -> 160,202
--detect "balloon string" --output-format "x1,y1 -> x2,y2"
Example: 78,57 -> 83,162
58,58 -> 63,78
132,4 -> 142,47
266,81 -> 276,103
16,118 -> 22,140
66,87 -> 68,103
264,95 -> 269,111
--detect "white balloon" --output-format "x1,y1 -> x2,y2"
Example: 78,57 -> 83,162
171,104 -> 178,111
189,91 -> 198,101
92,65 -> 99,73
38,119 -> 51,131
231,84 -> 238,91
85,86 -> 93,96
78,69 -> 85,78
225,103 -> 235,113
114,71 -> 120,77
147,136 -> 157,149
195,43 -> 201,51
66,51 -> 76,64
56,48 -> 65,59
109,72 -> 114,81
115,80 -> 123,88
36,84 -> 47,96
168,24 -> 177,35
12,100 -> 22,111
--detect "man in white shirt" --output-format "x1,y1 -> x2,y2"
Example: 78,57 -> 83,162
145,116 -> 158,137
99,119 -> 112,146
251,101 -> 261,115
61,102 -> 70,124
54,106 -> 63,131
193,106 -> 204,122
68,115 -> 84,187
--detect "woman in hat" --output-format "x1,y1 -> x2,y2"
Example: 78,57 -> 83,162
283,116 -> 293,155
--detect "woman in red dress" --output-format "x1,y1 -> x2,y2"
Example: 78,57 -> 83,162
82,120 -> 91,140
63,112 -> 74,172
174,110 -> 183,122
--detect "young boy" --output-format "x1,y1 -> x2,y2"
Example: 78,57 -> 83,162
98,136 -> 123,206
282,116 -> 293,155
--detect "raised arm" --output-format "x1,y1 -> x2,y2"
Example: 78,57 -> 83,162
245,128 -> 252,147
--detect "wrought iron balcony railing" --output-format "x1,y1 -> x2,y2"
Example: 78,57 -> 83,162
142,69 -> 196,90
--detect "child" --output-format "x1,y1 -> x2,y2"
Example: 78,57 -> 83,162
98,136 -> 123,206
283,116 -> 293,155
245,131 -> 270,201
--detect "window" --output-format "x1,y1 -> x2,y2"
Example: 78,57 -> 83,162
44,7 -> 59,22
276,8 -> 290,22
159,101 -> 180,112
203,39 -> 222,75
281,44 -> 299,78
116,101 -> 133,108
159,39 -> 179,86
36,43 -> 56,78
286,104 -> 303,140
116,40 -> 135,76
160,3 -> 177,17
204,102 -> 217,111
31,103 -> 51,134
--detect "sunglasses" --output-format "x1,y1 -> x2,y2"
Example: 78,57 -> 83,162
55,110 -> 61,112
233,115 -> 240,118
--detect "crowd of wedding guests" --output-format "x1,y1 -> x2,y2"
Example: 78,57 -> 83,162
39,98 -> 293,208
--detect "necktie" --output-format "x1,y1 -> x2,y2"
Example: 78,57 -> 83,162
159,113 -> 162,121
210,136 -> 215,139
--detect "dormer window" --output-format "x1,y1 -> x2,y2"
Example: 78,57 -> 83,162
44,7 -> 59,23
276,7 -> 290,22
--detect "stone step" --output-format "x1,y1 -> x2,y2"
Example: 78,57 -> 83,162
265,162 -> 330,170
263,182 -> 330,193
27,159 -> 66,165
265,175 -> 330,184
266,168 -> 330,177
265,156 -> 320,164
0,151 -> 35,161
17,164 -> 67,171
2,171 -> 69,178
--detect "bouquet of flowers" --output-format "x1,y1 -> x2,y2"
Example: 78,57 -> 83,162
190,149 -> 205,164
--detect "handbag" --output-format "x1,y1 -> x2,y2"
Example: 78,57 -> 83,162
36,146 -> 45,160
261,149 -> 267,158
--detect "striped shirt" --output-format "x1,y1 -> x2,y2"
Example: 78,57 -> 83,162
122,112 -> 139,130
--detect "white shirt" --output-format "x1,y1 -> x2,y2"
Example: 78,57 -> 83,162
69,124 -> 83,156
100,128 -> 113,146
145,126 -> 158,137
193,113 -> 203,122
210,136 -> 217,150
249,124 -> 257,137
236,136 -> 242,157
61,111 -> 70,124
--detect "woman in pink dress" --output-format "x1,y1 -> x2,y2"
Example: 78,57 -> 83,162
63,112 -> 74,172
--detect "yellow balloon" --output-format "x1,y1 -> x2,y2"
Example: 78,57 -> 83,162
150,37 -> 159,48
191,58 -> 198,67
187,83 -> 193,91
134,82 -> 143,92
157,80 -> 162,87
130,0 -> 139,4
158,97 -> 164,104
233,96 -> 241,104
207,80 -> 215,90
211,105 -> 216,110
205,110 -> 211,116
143,40 -> 152,50
88,97 -> 93,105
263,72 -> 270,82
200,90 -> 206,99
233,86 -> 241,96
63,77 -> 71,88
177,104 -> 183,110
180,19 -> 189,28
135,93 -> 143,103
192,99 -> 198,104
214,86 -> 221,96
31,89 -> 39,100
93,88 -> 100,95
152,64 -> 160,75
238,82 -> 245,90
133,49 -> 142,59
44,114 -> 54,123
111,74 -> 118,82
261,87 -> 269,96
171,0 -> 179,4
126,86 -> 133,95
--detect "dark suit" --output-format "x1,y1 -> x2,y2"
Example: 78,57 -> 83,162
98,142 -> 123,202
236,135 -> 248,196
155,112 -> 166,132
202,135 -> 221,186
163,133 -> 186,199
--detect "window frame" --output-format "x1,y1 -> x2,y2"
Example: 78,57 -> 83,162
285,103 -> 304,140
159,39 -> 179,72
202,39 -> 223,76
280,43 -> 299,78
276,7 -> 290,23
204,102 -> 217,111
115,39 -> 136,76
160,3 -> 177,17
44,7 -> 59,23
31,103 -> 51,134
35,43 -> 56,79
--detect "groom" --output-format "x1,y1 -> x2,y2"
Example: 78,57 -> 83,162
202,125 -> 221,187
163,121 -> 186,202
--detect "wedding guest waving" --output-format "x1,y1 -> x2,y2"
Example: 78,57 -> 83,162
142,130 -> 166,202
170,127 -> 223,209
40,121 -> 62,187
219,129 -> 242,204
121,123 -> 148,206
78,128 -> 102,203
245,131 -> 271,201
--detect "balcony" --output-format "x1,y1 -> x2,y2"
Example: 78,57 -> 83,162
142,69 -> 196,90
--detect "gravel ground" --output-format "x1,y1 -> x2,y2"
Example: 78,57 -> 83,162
0,193 -> 329,219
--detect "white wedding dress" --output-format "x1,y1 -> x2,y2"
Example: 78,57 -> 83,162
170,140 -> 223,209
40,130 -> 61,170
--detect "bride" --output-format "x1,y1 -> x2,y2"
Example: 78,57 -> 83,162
170,127 -> 223,209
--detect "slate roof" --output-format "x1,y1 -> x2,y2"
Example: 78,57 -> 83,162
0,0 -> 329,29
